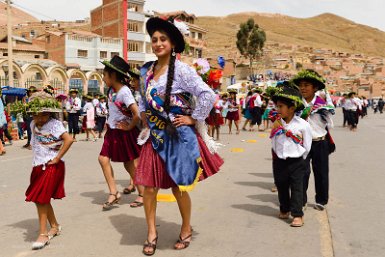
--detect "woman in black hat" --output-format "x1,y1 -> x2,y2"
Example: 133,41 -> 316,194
135,17 -> 223,255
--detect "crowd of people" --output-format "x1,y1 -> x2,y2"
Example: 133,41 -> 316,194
0,15 -> 381,256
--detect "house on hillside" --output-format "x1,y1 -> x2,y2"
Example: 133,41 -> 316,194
0,35 -> 45,60
155,11 -> 208,58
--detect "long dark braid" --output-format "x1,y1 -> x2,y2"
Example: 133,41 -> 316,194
163,53 -> 177,137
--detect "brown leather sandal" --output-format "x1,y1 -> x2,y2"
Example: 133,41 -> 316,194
142,235 -> 158,256
102,192 -> 121,210
174,233 -> 192,250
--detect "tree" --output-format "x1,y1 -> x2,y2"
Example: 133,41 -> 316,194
236,18 -> 266,74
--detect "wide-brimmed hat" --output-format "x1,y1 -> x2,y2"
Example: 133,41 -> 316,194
272,81 -> 304,111
69,88 -> 79,94
43,84 -> 55,96
128,68 -> 140,79
101,55 -> 130,79
292,69 -> 326,90
27,86 -> 38,93
146,17 -> 186,53
98,94 -> 107,100
227,88 -> 238,94
26,91 -> 62,113
251,87 -> 263,93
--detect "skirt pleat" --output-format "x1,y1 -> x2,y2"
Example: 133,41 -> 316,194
99,127 -> 141,162
25,161 -> 66,204
135,133 -> 223,189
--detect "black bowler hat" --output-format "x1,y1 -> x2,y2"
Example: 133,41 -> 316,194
101,55 -> 130,79
146,17 -> 186,53
272,81 -> 304,111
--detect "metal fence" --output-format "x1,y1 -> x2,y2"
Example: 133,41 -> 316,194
0,77 -> 20,87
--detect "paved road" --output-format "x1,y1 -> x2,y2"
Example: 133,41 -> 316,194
0,109 -> 384,257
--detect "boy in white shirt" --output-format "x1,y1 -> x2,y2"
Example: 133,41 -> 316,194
270,82 -> 312,227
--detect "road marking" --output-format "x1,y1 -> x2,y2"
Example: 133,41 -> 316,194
317,209 -> 335,257
246,140 -> 257,143
231,148 -> 244,153
258,134 -> 268,138
157,194 -> 176,202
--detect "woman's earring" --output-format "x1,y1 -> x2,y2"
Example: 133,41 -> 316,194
172,48 -> 176,57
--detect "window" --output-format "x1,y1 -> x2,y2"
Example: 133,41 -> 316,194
100,51 -> 108,59
30,30 -> 36,38
3,53 -> 8,57
77,49 -> 88,58
111,52 -> 119,58
128,3 -> 139,12
191,32 -> 196,39
128,42 -> 139,52
146,43 -> 152,54
128,22 -> 139,32
34,55 -> 40,59
198,33 -> 203,40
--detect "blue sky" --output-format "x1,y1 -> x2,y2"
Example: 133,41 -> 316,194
10,0 -> 385,31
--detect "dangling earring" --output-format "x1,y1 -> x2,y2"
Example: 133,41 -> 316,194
172,48 -> 176,57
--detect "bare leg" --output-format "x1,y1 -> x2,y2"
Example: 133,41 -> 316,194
35,203 -> 50,243
124,159 -> 144,206
215,126 -> 220,140
88,129 -> 97,139
172,187 -> 192,249
234,119 -> 239,132
47,204 -> 60,236
143,187 -> 159,254
98,155 -> 119,203
242,119 -> 250,130
228,120 -> 233,134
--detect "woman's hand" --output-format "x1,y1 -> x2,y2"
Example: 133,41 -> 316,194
47,157 -> 60,165
116,121 -> 131,131
173,115 -> 196,127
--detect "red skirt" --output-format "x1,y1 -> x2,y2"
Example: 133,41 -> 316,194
99,127 -> 141,162
135,134 -> 223,189
206,113 -> 224,126
226,110 -> 239,121
25,161 -> 66,204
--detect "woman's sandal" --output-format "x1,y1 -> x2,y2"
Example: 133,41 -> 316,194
142,235 -> 158,256
48,225 -> 62,240
174,233 -> 192,250
32,234 -> 50,250
123,186 -> 136,195
130,194 -> 144,208
102,192 -> 121,210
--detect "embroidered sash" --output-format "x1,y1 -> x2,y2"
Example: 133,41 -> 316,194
300,96 -> 335,120
270,119 -> 303,145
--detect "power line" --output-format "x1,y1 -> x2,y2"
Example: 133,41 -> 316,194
11,1 -> 56,20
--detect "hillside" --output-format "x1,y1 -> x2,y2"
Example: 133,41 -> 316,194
0,2 -> 39,26
195,12 -> 385,59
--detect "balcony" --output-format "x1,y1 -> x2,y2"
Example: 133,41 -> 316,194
128,11 -> 145,22
127,32 -> 147,42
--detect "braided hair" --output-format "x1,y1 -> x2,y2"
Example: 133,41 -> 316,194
163,53 -> 177,137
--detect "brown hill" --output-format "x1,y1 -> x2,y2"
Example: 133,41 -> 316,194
195,12 -> 385,59
0,2 -> 39,26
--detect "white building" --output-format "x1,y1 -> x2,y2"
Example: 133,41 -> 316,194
127,1 -> 156,68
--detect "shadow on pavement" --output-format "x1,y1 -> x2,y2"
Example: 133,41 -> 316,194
248,172 -> 273,178
109,214 -> 198,249
234,181 -> 274,191
7,218 -> 37,242
247,194 -> 279,206
232,203 -> 278,218
80,190 -> 136,206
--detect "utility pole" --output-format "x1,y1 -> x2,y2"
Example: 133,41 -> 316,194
6,0 -> 13,87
